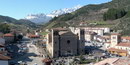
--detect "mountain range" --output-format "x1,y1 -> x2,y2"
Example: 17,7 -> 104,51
0,15 -> 38,33
24,5 -> 82,24
0,0 -> 130,35
44,0 -> 130,35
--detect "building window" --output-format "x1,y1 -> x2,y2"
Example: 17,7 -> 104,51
67,50 -> 71,53
67,40 -> 70,44
112,37 -> 116,39
54,31 -> 58,35
55,41 -> 57,44
82,40 -> 84,43
80,30 -> 84,35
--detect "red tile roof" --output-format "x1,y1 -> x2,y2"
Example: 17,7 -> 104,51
111,33 -> 121,35
28,34 -> 40,38
0,51 -> 8,55
117,43 -> 130,47
108,48 -> 127,53
0,54 -> 11,60
121,37 -> 130,40
4,33 -> 14,37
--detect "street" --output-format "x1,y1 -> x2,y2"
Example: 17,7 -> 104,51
26,43 -> 43,65
9,39 -> 44,65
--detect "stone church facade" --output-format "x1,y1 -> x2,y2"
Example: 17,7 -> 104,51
46,28 -> 85,58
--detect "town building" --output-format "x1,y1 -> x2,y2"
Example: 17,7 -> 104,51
0,44 -> 8,55
69,27 -> 110,36
0,37 -> 5,45
94,35 -> 110,43
105,33 -> 130,56
46,28 -> 85,58
69,27 -> 110,42
0,36 -> 11,65
85,32 -> 95,42
0,54 -> 11,65
121,36 -> 130,42
27,34 -> 40,39
3,33 -> 14,43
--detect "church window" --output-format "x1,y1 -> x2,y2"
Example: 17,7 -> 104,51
67,40 -> 70,44
54,31 -> 58,35
55,41 -> 57,44
80,30 -> 84,35
67,50 -> 71,53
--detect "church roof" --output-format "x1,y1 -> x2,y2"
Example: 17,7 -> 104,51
4,33 -> 14,37
59,31 -> 76,36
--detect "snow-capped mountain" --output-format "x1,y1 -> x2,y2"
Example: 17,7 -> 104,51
24,5 -> 82,24
25,14 -> 52,23
50,5 -> 82,16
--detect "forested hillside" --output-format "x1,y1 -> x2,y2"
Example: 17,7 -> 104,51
44,0 -> 130,35
0,15 -> 37,33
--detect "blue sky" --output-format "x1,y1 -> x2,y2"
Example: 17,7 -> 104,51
0,0 -> 112,19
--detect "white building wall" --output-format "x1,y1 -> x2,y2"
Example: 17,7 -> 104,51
111,35 -> 119,47
0,60 -> 9,65
104,28 -> 110,33
97,30 -> 103,36
105,43 -> 110,49
85,34 -> 92,41
69,27 -> 75,33
0,38 -> 5,44
70,27 -> 110,36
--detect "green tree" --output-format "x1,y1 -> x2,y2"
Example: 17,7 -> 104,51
18,34 -> 23,40
79,55 -> 85,63
59,13 -> 75,21
103,8 -> 127,21
0,23 -> 10,33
